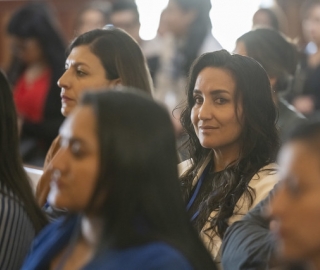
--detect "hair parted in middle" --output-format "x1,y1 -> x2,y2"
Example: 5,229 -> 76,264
180,49 -> 279,238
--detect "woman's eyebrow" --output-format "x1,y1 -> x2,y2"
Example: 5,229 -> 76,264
193,89 -> 231,95
66,60 -> 90,68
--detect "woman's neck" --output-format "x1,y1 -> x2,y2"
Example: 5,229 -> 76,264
212,144 -> 240,172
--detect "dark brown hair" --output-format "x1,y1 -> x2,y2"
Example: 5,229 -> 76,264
180,50 -> 279,239
69,27 -> 153,95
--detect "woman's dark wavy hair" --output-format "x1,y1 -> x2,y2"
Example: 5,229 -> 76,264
180,50 -> 279,239
81,88 -> 216,270
172,0 -> 213,76
236,28 -> 298,93
0,70 -> 47,232
68,27 -> 153,95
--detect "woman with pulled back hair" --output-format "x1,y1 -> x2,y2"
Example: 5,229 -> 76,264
36,27 -> 153,220
179,50 -> 279,265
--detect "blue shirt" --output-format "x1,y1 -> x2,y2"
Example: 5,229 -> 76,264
22,215 -> 193,270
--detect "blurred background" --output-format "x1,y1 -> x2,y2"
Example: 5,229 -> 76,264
0,0 -> 309,70
0,0 -> 314,166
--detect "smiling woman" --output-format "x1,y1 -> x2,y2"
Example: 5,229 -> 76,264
191,67 -> 242,155
179,50 -> 280,264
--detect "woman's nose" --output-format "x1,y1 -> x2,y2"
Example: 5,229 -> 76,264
198,101 -> 212,120
57,70 -> 70,89
49,147 -> 67,176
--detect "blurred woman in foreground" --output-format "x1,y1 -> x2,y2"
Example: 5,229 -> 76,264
22,89 -> 217,270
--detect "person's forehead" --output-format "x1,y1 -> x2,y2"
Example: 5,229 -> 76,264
67,46 -> 100,66
60,106 -> 97,146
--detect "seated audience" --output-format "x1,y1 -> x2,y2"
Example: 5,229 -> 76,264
21,89 -> 217,270
110,1 -> 141,45
0,70 -> 47,270
234,28 -> 307,140
179,50 -> 279,265
292,0 -> 320,118
157,0 -> 223,159
7,2 -> 66,166
35,27 -> 153,221
109,0 -> 162,82
222,121 -> 320,270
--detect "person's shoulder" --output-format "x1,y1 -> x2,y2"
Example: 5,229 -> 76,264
129,242 -> 193,270
88,242 -> 194,270
250,163 -> 279,207
31,215 -> 76,250
21,216 -> 77,270
0,186 -> 36,270
0,185 -> 34,229
251,163 -> 278,185
178,159 -> 193,177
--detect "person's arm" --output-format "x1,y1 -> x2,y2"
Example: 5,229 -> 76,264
221,186 -> 278,270
0,194 -> 36,270
35,136 -> 61,206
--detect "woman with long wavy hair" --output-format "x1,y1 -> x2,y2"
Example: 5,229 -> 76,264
179,50 -> 280,264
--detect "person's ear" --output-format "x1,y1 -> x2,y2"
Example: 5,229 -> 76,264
110,78 -> 122,87
269,77 -> 277,88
